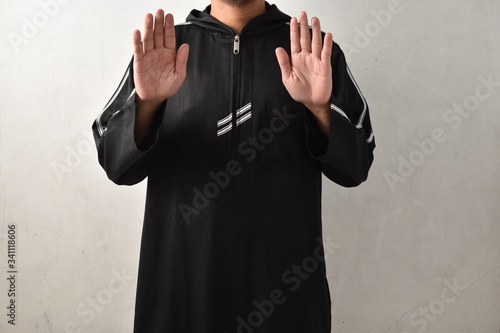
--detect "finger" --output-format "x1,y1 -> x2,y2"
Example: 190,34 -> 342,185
164,13 -> 176,51
143,13 -> 154,53
299,11 -> 311,53
154,9 -> 165,48
176,43 -> 190,79
311,17 -> 323,58
133,29 -> 144,61
275,47 -> 292,80
321,32 -> 334,64
290,17 -> 300,55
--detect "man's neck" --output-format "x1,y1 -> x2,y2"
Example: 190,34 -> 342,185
210,0 -> 267,34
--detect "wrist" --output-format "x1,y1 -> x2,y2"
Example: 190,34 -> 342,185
305,102 -> 330,117
305,103 -> 331,137
136,96 -> 164,114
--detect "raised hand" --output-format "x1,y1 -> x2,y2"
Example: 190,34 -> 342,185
133,9 -> 189,106
132,10 -> 189,146
275,12 -> 333,118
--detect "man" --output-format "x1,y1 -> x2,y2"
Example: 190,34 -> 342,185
92,0 -> 375,332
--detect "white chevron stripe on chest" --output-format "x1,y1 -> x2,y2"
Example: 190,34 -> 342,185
217,103 -> 252,137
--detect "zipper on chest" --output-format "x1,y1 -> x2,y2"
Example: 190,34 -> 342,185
230,34 -> 242,160
233,35 -> 240,55
232,34 -> 242,126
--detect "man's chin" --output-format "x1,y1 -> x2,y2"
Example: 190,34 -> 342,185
219,0 -> 257,7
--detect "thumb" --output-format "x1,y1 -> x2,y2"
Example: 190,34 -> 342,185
275,47 -> 292,80
176,43 -> 190,78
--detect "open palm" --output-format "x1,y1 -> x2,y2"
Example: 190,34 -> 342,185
276,12 -> 333,113
133,10 -> 189,105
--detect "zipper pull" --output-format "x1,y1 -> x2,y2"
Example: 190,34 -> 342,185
233,35 -> 240,55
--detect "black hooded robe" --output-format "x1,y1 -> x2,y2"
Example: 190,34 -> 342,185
92,3 -> 375,332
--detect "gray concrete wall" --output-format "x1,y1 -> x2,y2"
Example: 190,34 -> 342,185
0,0 -> 498,332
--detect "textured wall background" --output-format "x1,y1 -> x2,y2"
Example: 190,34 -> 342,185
0,0 -> 499,332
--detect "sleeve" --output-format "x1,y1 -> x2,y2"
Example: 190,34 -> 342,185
303,43 -> 375,187
91,57 -> 165,185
